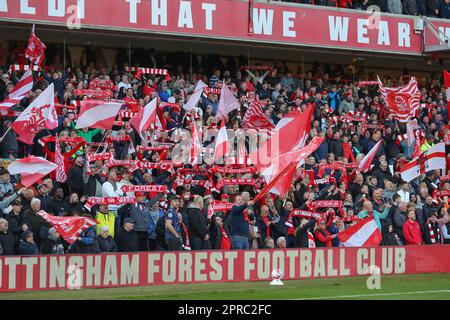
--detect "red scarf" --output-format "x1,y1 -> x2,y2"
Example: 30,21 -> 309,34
428,222 -> 441,244
220,225 -> 231,250
181,222 -> 191,250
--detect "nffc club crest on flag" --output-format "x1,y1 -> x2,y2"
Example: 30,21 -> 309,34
387,92 -> 411,113
23,104 -> 58,134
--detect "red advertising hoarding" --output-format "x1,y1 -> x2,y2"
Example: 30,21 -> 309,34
0,0 -> 448,55
0,245 -> 449,292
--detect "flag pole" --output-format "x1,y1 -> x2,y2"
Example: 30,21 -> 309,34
0,126 -> 12,140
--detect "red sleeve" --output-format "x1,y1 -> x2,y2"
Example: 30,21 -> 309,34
315,230 -> 331,243
403,223 -> 413,244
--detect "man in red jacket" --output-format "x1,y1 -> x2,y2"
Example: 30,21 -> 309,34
403,208 -> 423,245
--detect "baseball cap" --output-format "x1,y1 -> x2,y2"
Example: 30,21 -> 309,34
123,217 -> 135,224
2,74 -> 9,79
135,192 -> 146,197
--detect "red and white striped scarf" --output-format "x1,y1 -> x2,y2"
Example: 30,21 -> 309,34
0,70 -> 33,110
181,222 -> 191,250
428,222 -> 441,244
8,64 -> 42,73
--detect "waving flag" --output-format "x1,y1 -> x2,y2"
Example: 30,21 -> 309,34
358,140 -> 382,172
26,25 -> 46,66
37,210 -> 97,244
8,156 -> 58,187
400,142 -> 446,182
75,100 -> 122,129
253,161 -> 298,202
190,122 -> 202,165
338,218 -> 382,247
250,104 -> 314,171
130,97 -> 157,144
444,70 -> 450,122
242,100 -> 274,131
213,116 -> 230,163
215,81 -> 240,119
378,76 -> 421,122
183,80 -> 207,111
0,70 -> 33,110
11,83 -> 58,144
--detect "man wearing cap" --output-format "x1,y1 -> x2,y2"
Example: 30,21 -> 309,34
115,217 -> 139,252
41,227 -> 65,254
5,197 -> 29,239
128,192 -> 150,251
95,203 -> 118,238
165,196 -> 183,251
37,183 -> 52,214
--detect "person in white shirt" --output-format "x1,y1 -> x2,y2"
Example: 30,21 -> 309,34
397,182 -> 410,203
117,75 -> 131,92
102,170 -> 124,211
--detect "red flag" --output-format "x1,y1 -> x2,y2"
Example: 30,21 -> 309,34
251,104 -> 314,176
55,142 -> 68,183
358,140 -> 382,172
338,218 -> 382,247
213,116 -> 230,163
26,24 -> 46,66
129,97 -> 157,144
11,83 -> 58,144
242,100 -> 274,131
75,100 -> 122,130
7,156 -> 58,187
444,70 -> 450,122
378,76 -> 421,122
253,161 -> 298,202
37,210 -> 97,244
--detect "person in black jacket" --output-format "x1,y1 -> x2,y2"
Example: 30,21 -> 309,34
96,226 -> 118,253
67,155 -> 85,198
18,231 -> 39,255
0,218 -> 17,255
294,218 -> 317,248
187,195 -> 210,250
5,198 -> 30,240
209,215 -> 231,250
48,187 -> 70,216
381,223 -> 400,246
155,215 -> 167,251
41,228 -> 65,254
115,218 -> 139,252
24,198 -> 50,247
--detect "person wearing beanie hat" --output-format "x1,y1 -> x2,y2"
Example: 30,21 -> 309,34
41,227 -> 65,255
18,230 -> 39,255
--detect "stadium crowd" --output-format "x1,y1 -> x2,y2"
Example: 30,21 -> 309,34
278,0 -> 450,18
0,44 -> 450,256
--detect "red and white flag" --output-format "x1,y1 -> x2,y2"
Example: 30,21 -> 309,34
26,25 -> 46,66
215,81 -> 240,120
0,70 -> 33,110
261,136 -> 324,195
444,70 -> 450,122
378,76 -> 421,122
37,210 -> 97,244
55,142 -> 67,183
250,104 -> 314,172
358,140 -> 382,172
75,100 -> 122,129
242,100 -> 274,131
11,83 -> 58,144
338,218 -> 382,247
406,119 -> 421,147
8,156 -> 58,187
253,161 -> 298,202
183,80 -> 207,111
129,97 -> 157,144
400,142 -> 446,182
190,122 -> 202,165
213,116 -> 230,163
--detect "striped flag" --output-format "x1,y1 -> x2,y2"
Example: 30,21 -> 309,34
8,156 -> 58,187
378,76 -> 421,122
190,122 -> 202,165
55,142 -> 67,183
242,100 -> 274,131
215,81 -> 240,120
338,218 -> 382,247
26,25 -> 46,66
213,116 -> 230,163
0,70 -> 33,110
358,140 -> 382,173
75,100 -> 122,129
129,97 -> 157,144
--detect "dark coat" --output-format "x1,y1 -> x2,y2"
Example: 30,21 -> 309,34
67,165 -> 85,197
40,237 -> 65,254
115,227 -> 139,252
0,230 -> 17,255
96,235 -> 118,253
295,218 -> 316,248
18,239 -> 39,255
187,207 -> 208,240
